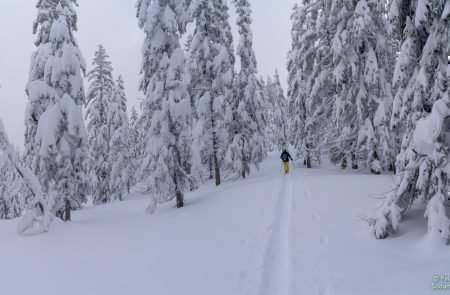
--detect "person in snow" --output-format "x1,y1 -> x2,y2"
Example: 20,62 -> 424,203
280,149 -> 293,174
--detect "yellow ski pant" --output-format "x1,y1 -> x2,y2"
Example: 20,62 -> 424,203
283,162 -> 289,174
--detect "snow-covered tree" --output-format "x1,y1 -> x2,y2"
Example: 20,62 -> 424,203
0,148 -> 24,220
287,3 -> 306,165
265,71 -> 288,152
326,0 -> 394,173
371,1 -> 450,243
1,118 -> 51,234
225,75 -> 251,180
288,0 -> 334,168
350,0 -> 394,174
287,2 -> 317,167
137,0 -> 194,212
108,76 -> 131,201
187,0 -> 234,186
225,0 -> 266,180
86,44 -> 115,204
25,0 -> 88,221
128,106 -> 140,188
23,0 -> 56,173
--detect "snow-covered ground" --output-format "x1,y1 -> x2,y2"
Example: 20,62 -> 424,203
0,152 -> 448,295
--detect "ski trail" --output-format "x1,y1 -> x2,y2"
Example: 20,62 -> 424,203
258,175 -> 294,295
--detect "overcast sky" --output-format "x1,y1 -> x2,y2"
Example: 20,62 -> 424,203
0,0 -> 296,147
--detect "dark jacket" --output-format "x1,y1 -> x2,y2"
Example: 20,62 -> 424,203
280,151 -> 293,163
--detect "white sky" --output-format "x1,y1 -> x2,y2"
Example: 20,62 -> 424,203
0,0 -> 297,147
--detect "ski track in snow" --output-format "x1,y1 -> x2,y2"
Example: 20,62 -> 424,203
258,174 -> 294,295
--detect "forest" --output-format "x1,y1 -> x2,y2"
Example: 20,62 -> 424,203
0,0 -> 449,293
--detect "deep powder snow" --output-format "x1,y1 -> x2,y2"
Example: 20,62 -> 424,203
0,153 -> 448,295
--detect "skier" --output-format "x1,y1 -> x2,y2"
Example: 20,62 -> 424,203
280,149 -> 294,174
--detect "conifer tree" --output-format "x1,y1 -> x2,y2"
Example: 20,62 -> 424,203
108,76 -> 131,201
187,0 -> 234,186
233,0 -> 266,170
372,0 -> 450,243
86,44 -> 115,204
265,71 -> 288,152
1,118 -> 51,234
128,106 -> 140,189
225,0 -> 267,178
137,0 -> 193,212
326,0 -> 394,173
287,2 -> 316,167
0,148 -> 24,220
25,0 -> 88,221
288,0 -> 334,168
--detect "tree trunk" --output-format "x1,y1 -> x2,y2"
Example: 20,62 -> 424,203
176,191 -> 184,208
351,152 -> 358,169
306,151 -> 312,169
241,142 -> 246,179
341,157 -> 348,169
62,198 -> 71,222
214,156 -> 221,186
209,159 -> 214,180
388,162 -> 396,174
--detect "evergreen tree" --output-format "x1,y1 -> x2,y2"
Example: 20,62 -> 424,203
288,0 -> 335,168
372,0 -> 450,243
225,0 -> 266,179
25,0 -> 88,221
137,0 -> 193,212
327,0 -> 362,170
0,149 -> 24,220
352,0 -> 394,174
287,2 -> 316,168
86,44 -> 115,204
108,76 -> 131,201
265,71 -> 288,151
1,118 -> 51,234
23,0 -> 55,173
326,0 -> 394,173
128,106 -> 140,189
225,75 -> 251,180
187,0 -> 234,186
233,0 -> 266,170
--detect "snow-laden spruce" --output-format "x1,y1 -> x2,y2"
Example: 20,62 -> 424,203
186,0 -> 234,186
24,0 -> 88,222
264,71 -> 288,152
107,76 -> 131,201
372,1 -> 450,244
137,0 -> 194,212
128,106 -> 142,187
0,118 -> 52,234
0,144 -> 24,220
225,0 -> 266,180
85,45 -> 115,204
288,2 -> 316,168
326,0 -> 394,172
288,1 -> 335,168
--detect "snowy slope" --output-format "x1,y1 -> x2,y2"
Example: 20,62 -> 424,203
0,153 -> 448,295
